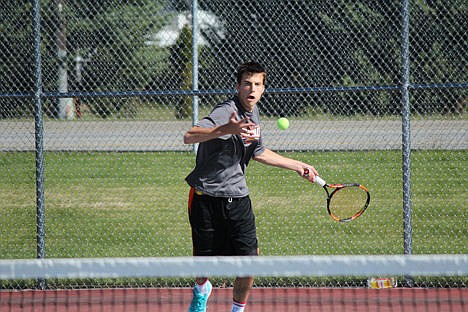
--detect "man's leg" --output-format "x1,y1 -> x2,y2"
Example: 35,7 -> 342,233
188,277 -> 212,312
188,190 -> 214,312
232,276 -> 254,312
229,196 -> 257,311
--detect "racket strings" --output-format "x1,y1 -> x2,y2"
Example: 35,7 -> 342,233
329,186 -> 368,221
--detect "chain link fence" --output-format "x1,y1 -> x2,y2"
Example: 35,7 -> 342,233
0,0 -> 466,284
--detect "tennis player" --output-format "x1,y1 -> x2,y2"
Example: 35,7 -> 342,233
184,61 -> 318,312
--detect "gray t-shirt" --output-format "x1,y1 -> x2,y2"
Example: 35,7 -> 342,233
185,96 -> 265,197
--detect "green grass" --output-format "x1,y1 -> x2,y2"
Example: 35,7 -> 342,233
0,150 -> 466,260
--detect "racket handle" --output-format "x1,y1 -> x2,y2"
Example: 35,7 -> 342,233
314,175 -> 327,187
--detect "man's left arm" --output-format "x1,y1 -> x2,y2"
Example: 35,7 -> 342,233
253,148 -> 318,182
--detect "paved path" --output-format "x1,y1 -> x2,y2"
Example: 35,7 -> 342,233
0,119 -> 466,151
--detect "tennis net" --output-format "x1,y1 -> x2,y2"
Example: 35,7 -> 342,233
1,255 -> 467,311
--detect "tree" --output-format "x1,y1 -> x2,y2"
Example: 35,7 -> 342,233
0,1 -> 35,118
171,25 -> 193,119
40,0 -> 171,117
158,0 -> 466,117
408,0 -> 467,114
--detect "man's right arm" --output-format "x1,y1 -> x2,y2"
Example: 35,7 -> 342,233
183,125 -> 229,144
183,112 -> 255,144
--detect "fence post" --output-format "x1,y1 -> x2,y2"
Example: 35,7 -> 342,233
401,0 -> 414,287
191,0 -> 199,153
32,0 -> 46,290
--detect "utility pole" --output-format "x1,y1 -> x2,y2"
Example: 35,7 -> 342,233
56,0 -> 74,119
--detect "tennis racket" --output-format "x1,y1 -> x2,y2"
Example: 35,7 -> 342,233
304,168 -> 370,222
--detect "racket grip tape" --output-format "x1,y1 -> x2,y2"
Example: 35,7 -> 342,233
303,168 -> 327,187
314,175 -> 327,187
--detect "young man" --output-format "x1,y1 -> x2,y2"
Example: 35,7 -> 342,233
184,62 -> 319,312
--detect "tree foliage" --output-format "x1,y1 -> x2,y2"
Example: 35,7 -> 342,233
201,0 -> 465,116
0,0 -> 465,118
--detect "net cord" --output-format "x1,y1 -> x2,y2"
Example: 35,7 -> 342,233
1,255 -> 467,280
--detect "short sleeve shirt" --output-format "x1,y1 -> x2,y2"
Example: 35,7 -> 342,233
185,96 -> 265,197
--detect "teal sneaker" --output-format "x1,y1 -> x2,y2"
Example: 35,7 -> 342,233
188,280 -> 212,312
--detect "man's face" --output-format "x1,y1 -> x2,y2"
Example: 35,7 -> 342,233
236,72 -> 266,112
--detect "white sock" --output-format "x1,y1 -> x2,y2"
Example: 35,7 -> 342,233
231,300 -> 246,312
195,280 -> 210,295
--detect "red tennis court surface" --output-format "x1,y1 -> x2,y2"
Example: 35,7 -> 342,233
2,287 -> 467,311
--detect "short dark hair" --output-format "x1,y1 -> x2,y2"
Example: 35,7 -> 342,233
235,62 -> 266,84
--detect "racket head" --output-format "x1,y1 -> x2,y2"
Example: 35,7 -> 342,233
326,183 -> 370,222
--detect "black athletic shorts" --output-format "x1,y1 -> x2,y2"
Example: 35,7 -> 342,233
188,188 -> 258,256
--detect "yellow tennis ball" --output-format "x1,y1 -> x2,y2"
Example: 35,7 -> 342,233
277,117 -> 289,130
